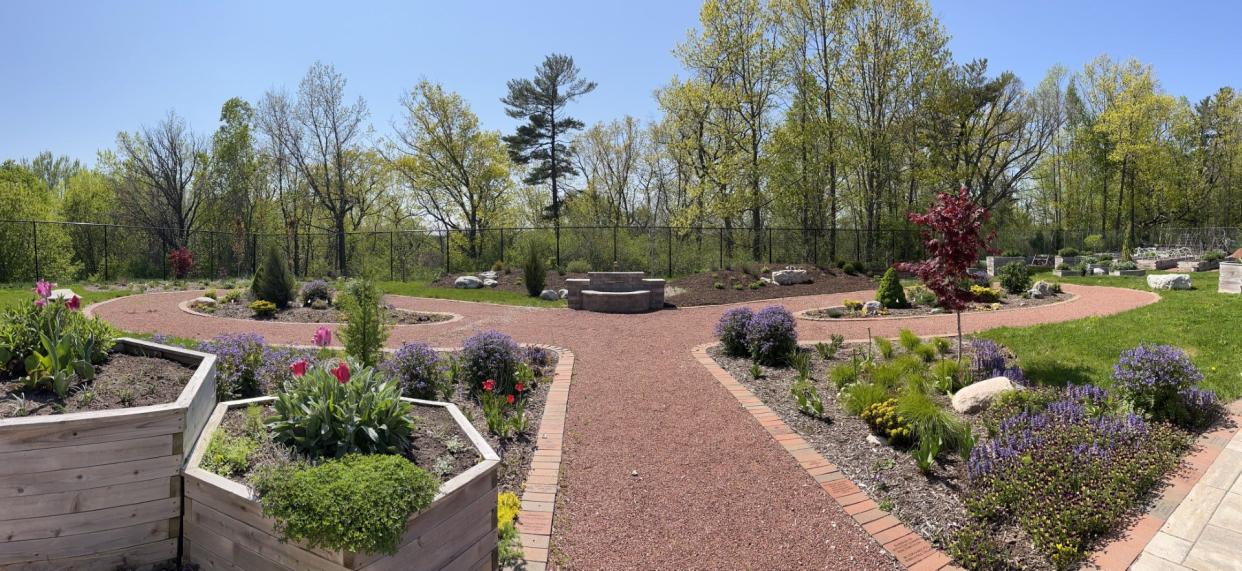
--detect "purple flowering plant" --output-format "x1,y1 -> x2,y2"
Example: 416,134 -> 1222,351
198,333 -> 315,398
381,342 -> 443,400
743,305 -> 798,365
714,307 -> 754,357
461,330 -> 521,395
1113,343 -> 1218,428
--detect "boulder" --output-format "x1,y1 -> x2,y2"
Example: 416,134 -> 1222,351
952,376 -> 1020,414
191,296 -> 217,307
862,300 -> 881,316
454,275 -> 483,289
539,289 -> 559,301
1148,274 -> 1192,290
558,288 -> 569,299
48,288 -> 78,300
482,278 -> 499,288
772,268 -> 812,285
1092,267 -> 1107,275
479,270 -> 498,280
966,268 -> 990,286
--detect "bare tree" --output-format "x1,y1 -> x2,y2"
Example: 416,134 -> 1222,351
115,110 -> 206,249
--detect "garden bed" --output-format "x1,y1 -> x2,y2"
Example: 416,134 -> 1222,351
667,265 -> 874,306
183,396 -> 500,570
802,290 -> 1069,320
195,298 -> 451,325
0,338 -> 217,570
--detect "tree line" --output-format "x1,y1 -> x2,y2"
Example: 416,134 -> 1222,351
3,0 -> 1240,280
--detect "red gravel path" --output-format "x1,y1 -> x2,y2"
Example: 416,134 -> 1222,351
89,284 -> 1158,570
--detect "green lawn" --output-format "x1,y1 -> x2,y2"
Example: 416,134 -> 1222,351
980,272 -> 1242,400
0,283 -> 134,309
376,280 -> 565,308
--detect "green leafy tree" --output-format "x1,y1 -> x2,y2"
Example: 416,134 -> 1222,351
502,54 -> 597,267
338,280 -> 390,366
876,267 -> 909,308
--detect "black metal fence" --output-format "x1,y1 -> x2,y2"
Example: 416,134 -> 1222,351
2,219 -> 1237,283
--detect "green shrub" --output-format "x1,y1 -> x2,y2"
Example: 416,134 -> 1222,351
873,336 -> 894,360
842,299 -> 863,311
1202,250 -> 1225,263
996,262 -> 1030,295
565,259 -> 591,273
844,381 -> 889,416
970,285 -> 1000,303
932,336 -> 952,356
251,247 -> 296,307
1113,260 -> 1138,271
913,343 -> 937,363
898,329 -> 921,352
830,362 -> 859,389
906,285 -> 937,307
269,361 -> 411,458
523,247 -> 546,297
338,280 -> 390,367
1056,247 -> 1079,257
249,300 -> 277,318
1083,234 -> 1103,252
491,260 -> 505,272
253,454 -> 439,555
897,389 -> 973,472
876,268 -> 909,308
201,431 -> 257,478
814,335 -> 844,360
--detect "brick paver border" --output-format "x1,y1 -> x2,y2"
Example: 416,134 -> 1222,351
1088,400 -> 1242,570
691,342 -> 960,571
513,345 -> 575,571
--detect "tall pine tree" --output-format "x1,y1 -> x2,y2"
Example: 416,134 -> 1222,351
501,54 -> 596,267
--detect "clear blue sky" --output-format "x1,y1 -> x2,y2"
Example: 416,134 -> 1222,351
3,0 -> 1238,165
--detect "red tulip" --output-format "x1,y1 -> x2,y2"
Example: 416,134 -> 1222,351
331,362 -> 350,384
515,382 -> 524,393
482,379 -> 496,392
290,360 -> 308,377
506,394 -> 515,405
66,295 -> 81,311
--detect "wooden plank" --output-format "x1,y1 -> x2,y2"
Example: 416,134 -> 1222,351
0,435 -> 173,476
0,478 -> 172,521
185,497 -> 348,571
361,485 -> 497,571
6,537 -> 177,571
0,520 -> 169,565
440,530 -> 499,571
0,454 -> 181,498
0,497 -> 179,542
180,366 -> 218,463
0,408 -> 182,453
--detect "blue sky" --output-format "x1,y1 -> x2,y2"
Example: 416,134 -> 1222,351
2,0 -> 1238,165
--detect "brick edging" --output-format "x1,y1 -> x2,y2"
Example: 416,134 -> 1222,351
1088,400 -> 1242,570
513,345 -> 575,571
691,342 -> 959,570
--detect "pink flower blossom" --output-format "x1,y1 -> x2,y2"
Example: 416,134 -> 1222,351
290,360 -> 308,377
33,280 -> 53,299
312,326 -> 332,348
66,295 -> 81,311
33,298 -> 46,308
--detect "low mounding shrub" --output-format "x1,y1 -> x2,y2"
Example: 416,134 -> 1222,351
1202,250 -> 1225,263
253,453 -> 439,555
1113,343 -> 1218,428
744,305 -> 797,365
906,284 -> 937,307
269,361 -> 412,458
966,385 -> 1186,567
249,300 -> 277,317
876,268 -> 909,308
860,398 -> 912,445
715,307 -> 754,357
1113,260 -> 1138,271
565,259 -> 591,273
300,280 -> 333,305
251,247 -> 296,307
381,342 -> 442,400
969,285 -> 1000,303
996,261 -> 1030,295
461,330 -> 521,394
1056,247 -> 1079,257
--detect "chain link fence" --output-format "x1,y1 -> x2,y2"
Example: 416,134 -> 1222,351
2,219 -> 1237,283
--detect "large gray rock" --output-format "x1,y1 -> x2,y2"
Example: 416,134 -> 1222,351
1028,280 -> 1052,299
479,270 -> 498,280
772,268 -> 812,285
454,275 -> 483,289
558,288 -> 569,299
482,278 -> 499,288
862,300 -> 881,316
952,376 -> 1020,414
539,289 -> 559,301
191,296 -> 217,307
1147,274 -> 1192,290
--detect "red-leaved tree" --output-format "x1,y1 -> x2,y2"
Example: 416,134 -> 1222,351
896,185 -> 995,361
168,247 -> 194,279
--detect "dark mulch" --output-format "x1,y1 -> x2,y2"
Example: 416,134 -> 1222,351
431,269 -> 588,296
668,265 -> 875,306
447,352 -> 557,494
805,292 -> 1071,319
708,343 -> 1050,570
204,300 -> 449,324
1,353 -> 195,417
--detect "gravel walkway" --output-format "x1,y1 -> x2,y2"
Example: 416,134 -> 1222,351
88,283 -> 1158,570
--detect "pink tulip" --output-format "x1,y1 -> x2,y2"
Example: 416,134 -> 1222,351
33,298 -> 46,308
313,326 -> 332,348
66,295 -> 81,311
290,360 -> 308,377
33,280 -> 53,299
331,361 -> 350,384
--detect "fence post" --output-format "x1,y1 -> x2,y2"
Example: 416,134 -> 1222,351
499,228 -> 505,263
32,221 -> 40,280
613,225 -> 618,264
389,231 -> 395,281
768,228 -> 773,264
103,225 -> 110,281
667,226 -> 673,277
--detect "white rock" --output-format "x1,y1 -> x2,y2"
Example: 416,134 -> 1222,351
48,288 -> 78,300
479,271 -> 498,280
1147,274 -> 1192,290
1030,280 -> 1052,296
482,278 -> 499,288
866,434 -> 888,446
862,300 -> 881,316
191,296 -> 217,307
454,275 -> 483,289
759,277 -> 773,285
539,289 -> 559,301
772,268 -> 812,285
951,376 -> 1020,414
558,288 -> 569,299
1092,267 -> 1107,275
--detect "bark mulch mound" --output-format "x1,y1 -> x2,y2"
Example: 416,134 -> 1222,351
1,353 -> 194,417
206,301 -> 449,324
668,265 -> 875,306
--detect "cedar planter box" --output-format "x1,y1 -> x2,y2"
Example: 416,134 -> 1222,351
183,397 -> 500,571
1138,258 -> 1184,271
1110,269 -> 1147,277
1220,262 -> 1242,294
0,338 -> 216,570
1177,260 -> 1220,272
1052,269 -> 1083,277
986,256 -> 1026,277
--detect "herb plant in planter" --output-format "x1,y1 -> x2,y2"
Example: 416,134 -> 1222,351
183,358 -> 500,569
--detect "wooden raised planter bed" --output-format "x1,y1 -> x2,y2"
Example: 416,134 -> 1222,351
1177,260 -> 1220,272
183,396 -> 500,571
1110,269 -> 1147,276
0,338 -> 217,570
1220,262 -> 1242,294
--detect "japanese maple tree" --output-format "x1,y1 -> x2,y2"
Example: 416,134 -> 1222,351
896,185 -> 995,361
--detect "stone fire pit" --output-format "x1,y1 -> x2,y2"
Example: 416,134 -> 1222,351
566,272 -> 665,313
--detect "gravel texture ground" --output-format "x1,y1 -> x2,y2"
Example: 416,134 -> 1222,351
88,283 -> 1157,570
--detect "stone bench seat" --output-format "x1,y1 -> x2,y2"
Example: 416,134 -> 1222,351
567,272 -> 665,312
581,289 -> 653,314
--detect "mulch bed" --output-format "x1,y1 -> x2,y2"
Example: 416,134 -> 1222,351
668,265 -> 875,307
431,269 -> 587,297
804,292 -> 1070,320
708,343 -> 1049,570
1,353 -> 194,417
203,301 -> 450,325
